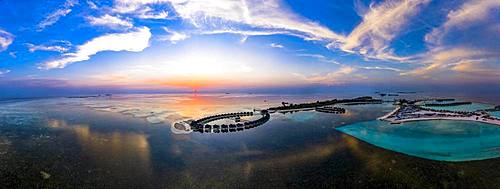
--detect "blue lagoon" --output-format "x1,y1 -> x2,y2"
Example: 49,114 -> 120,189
337,120 -> 500,161
421,102 -> 493,112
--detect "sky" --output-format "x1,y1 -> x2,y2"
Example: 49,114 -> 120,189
0,0 -> 499,96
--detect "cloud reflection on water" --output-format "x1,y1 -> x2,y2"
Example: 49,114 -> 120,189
46,119 -> 152,178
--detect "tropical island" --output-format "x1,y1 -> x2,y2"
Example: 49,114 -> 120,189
268,96 -> 381,112
379,99 -> 500,126
424,101 -> 472,107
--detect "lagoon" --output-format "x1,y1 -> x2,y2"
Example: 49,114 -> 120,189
337,120 -> 500,161
422,102 -> 493,112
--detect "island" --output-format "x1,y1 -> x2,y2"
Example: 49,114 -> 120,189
379,99 -> 500,126
268,96 -> 381,112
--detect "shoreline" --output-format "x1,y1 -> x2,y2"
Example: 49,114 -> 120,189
378,106 -> 400,120
380,105 -> 500,126
387,116 -> 500,126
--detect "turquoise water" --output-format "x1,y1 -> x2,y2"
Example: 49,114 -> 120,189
337,120 -> 500,162
422,102 -> 492,112
489,111 -> 500,118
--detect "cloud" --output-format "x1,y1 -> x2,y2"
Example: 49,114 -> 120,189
159,27 -> 189,44
113,0 -> 170,19
0,29 -> 14,52
138,10 -> 169,19
38,9 -> 72,30
425,0 -> 500,46
0,69 -> 10,75
114,0 -> 429,63
87,14 -> 134,29
358,66 -> 402,72
406,0 -> 500,77
270,43 -> 284,48
451,59 -> 500,77
136,7 -> 170,19
353,0 -> 369,17
114,0 -> 345,42
297,66 -> 356,84
403,47 -> 499,76
37,0 -> 76,31
201,29 -> 304,44
296,53 -> 340,65
336,0 -> 430,61
201,29 -> 291,37
87,1 -> 98,9
26,43 -> 70,53
40,27 -> 151,69
297,53 -> 326,59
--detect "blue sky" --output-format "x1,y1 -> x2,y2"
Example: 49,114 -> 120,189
0,0 -> 499,95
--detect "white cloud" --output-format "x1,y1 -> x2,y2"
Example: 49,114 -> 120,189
162,32 -> 189,44
359,66 -> 402,72
139,11 -> 169,19
406,0 -> 500,77
9,52 -> 17,58
38,9 -> 71,30
113,0 -> 170,19
87,1 -> 98,9
353,0 -> 369,17
26,43 -> 70,53
88,14 -> 134,29
297,66 -> 356,84
159,27 -> 189,44
337,0 -> 430,61
0,69 -> 10,75
270,43 -> 284,48
297,53 -> 326,59
37,0 -> 76,31
0,29 -> 14,52
201,29 -> 304,44
296,53 -> 340,65
425,0 -> 500,45
450,59 -> 500,77
136,7 -> 170,19
403,47 -> 499,76
40,27 -> 152,69
114,0 -> 433,63
239,35 -> 248,43
114,0 -> 345,43
201,29 -> 291,37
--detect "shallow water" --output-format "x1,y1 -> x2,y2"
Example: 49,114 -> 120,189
336,120 -> 500,161
490,111 -> 500,118
1,93 -> 500,188
422,102 -> 493,112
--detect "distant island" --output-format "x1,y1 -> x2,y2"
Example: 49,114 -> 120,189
268,96 -> 381,112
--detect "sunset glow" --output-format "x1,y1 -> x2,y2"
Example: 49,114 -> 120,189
1,1 -> 500,188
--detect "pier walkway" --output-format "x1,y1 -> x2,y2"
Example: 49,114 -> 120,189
191,110 -> 271,133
